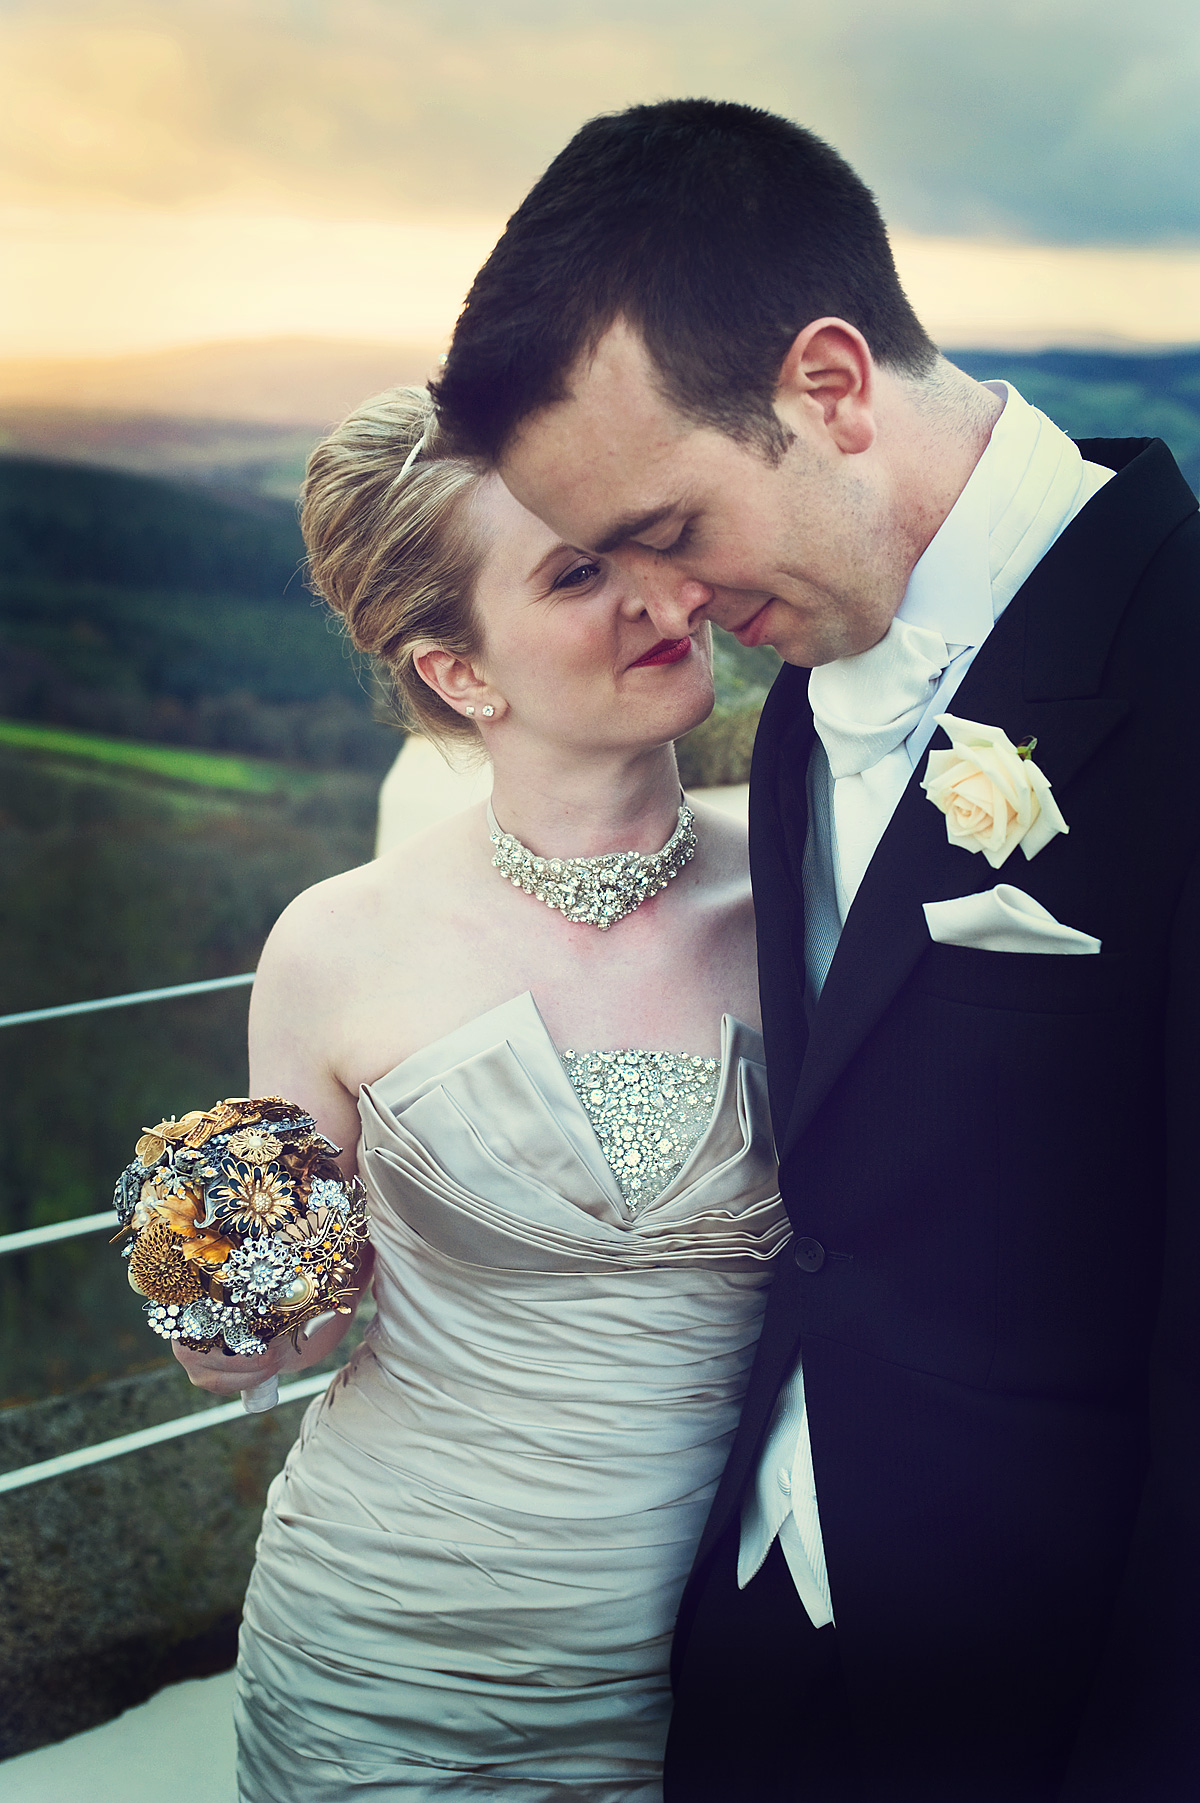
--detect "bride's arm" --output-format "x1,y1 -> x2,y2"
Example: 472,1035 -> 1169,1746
173,884 -> 374,1396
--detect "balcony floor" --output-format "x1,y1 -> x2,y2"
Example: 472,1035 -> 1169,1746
0,1670 -> 236,1802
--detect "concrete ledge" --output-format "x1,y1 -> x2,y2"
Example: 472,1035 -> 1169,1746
0,1669 -> 236,1803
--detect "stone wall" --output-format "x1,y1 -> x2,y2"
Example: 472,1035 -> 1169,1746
0,1362 -> 323,1758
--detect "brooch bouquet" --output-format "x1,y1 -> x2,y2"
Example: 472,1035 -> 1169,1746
113,1096 -> 368,1387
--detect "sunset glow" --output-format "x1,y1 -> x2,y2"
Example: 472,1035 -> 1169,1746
4,206 -> 1199,367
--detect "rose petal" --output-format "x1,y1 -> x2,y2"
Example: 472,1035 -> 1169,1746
964,743 -> 1024,810
922,747 -> 959,787
1019,763 -> 1069,859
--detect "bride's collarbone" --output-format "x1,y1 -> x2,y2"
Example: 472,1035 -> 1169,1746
348,892 -> 750,1073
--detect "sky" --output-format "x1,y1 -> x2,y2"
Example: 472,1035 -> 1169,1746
2,0 -> 1198,359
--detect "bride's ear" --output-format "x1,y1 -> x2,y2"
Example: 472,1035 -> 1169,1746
412,645 -> 507,722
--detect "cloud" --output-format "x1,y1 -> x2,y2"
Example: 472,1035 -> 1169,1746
0,0 -> 1196,243
829,0 -> 1200,243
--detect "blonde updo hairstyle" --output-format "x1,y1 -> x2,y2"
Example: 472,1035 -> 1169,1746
300,386 -> 486,750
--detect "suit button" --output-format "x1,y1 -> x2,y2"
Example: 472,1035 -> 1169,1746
794,1236 -> 826,1273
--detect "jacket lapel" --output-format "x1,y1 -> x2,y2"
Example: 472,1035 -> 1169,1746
748,663 -> 816,1150
778,635 -> 1126,1164
772,435 -> 1198,1166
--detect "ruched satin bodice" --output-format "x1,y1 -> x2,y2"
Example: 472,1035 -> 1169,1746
235,994 -> 788,1803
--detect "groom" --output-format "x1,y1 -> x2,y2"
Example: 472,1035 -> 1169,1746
433,101 -> 1200,1800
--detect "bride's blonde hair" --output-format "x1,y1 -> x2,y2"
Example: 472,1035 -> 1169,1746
300,385 -> 486,748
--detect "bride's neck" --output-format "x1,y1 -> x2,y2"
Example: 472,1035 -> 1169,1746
487,741 -> 683,859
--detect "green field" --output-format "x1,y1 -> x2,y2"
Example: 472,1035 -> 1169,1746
0,717 -> 320,795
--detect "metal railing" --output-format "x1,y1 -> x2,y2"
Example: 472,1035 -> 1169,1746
0,1371 -> 331,1495
0,970 -> 255,1033
0,970 -> 320,1498
0,1209 -> 119,1255
0,972 -> 254,1256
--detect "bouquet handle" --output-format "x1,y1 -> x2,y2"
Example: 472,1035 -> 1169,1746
241,1375 -> 280,1413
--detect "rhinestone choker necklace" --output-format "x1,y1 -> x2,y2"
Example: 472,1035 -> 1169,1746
487,800 -> 697,931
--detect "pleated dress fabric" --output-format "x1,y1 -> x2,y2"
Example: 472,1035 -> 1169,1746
235,992 -> 787,1802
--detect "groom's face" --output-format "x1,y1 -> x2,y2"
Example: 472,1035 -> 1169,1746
499,322 -> 902,667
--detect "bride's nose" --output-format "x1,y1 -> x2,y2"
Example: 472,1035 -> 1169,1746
626,571 -> 714,638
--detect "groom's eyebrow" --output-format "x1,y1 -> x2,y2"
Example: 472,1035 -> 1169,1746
592,505 -> 675,554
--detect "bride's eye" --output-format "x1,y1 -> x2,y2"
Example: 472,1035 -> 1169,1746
553,559 -> 601,592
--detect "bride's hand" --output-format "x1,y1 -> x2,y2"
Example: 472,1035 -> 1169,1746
172,1333 -> 308,1398
171,1245 -> 375,1396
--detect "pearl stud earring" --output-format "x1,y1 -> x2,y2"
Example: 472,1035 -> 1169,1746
482,705 -> 495,718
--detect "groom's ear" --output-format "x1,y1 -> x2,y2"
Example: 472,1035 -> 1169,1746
773,318 -> 876,457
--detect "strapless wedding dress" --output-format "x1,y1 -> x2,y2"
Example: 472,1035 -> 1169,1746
235,992 -> 787,1802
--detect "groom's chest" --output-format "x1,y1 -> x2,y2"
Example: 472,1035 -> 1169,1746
756,683 -> 1171,1398
754,598 -> 1165,1175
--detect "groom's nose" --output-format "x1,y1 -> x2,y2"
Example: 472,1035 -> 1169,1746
627,565 -> 714,638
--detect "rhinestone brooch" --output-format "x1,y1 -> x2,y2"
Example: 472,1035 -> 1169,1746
487,802 -> 697,931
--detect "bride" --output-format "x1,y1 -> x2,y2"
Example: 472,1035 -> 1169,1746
175,386 -> 789,1802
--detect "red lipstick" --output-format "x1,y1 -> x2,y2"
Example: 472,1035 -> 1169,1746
630,637 -> 692,668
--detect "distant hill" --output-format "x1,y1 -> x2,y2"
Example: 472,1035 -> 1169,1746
0,456 -> 303,592
0,456 -> 396,771
947,347 -> 1200,492
0,451 -> 779,780
0,337 -> 447,501
0,409 -> 322,501
2,345 -> 1196,507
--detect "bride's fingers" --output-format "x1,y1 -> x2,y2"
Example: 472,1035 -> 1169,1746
171,1340 -> 289,1391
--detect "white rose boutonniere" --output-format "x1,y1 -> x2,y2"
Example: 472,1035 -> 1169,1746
921,714 -> 1069,869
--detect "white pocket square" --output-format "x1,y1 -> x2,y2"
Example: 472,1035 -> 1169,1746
923,885 -> 1101,955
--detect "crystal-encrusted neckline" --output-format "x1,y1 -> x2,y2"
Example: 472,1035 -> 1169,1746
560,1048 -> 720,1213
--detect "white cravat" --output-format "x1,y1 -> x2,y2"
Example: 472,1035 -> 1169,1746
810,618 -> 959,915
739,383 -> 1115,1627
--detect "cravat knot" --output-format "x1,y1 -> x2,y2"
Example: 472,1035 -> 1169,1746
808,618 -> 952,779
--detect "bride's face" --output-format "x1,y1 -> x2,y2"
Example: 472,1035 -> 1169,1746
466,473 -> 715,756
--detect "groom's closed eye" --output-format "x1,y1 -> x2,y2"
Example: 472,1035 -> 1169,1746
641,522 -> 695,559
593,505 -> 678,554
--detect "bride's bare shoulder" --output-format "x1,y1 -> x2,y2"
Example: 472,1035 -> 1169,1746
256,807 -> 482,992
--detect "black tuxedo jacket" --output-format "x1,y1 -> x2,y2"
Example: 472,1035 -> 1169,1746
674,440 -> 1200,1800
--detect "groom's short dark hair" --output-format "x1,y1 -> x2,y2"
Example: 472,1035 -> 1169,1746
432,98 -> 937,462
